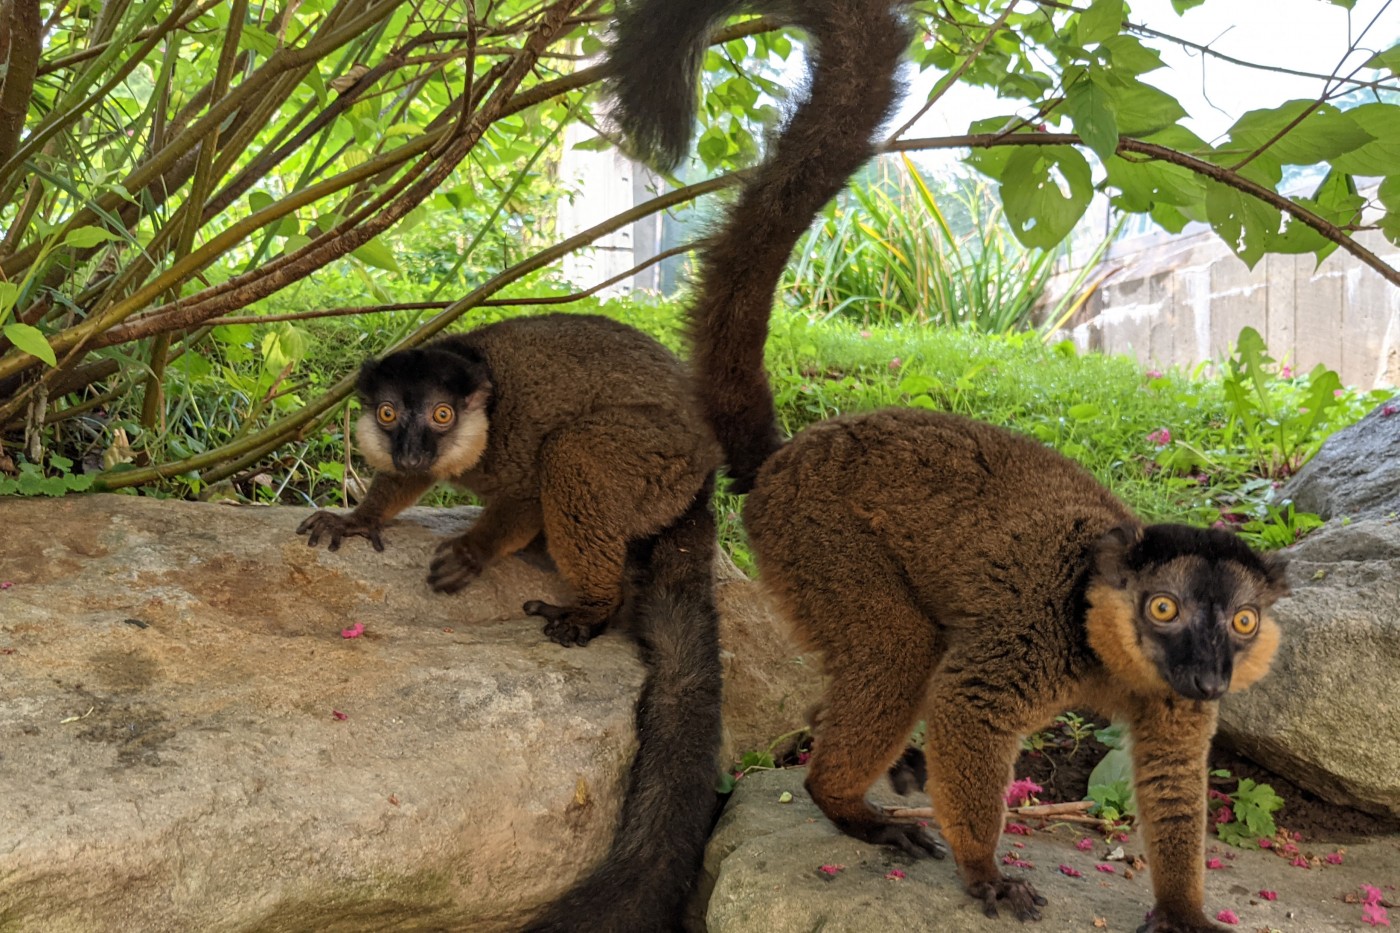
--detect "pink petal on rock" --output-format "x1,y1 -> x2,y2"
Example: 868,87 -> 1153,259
1216,909 -> 1239,925
341,622 -> 366,639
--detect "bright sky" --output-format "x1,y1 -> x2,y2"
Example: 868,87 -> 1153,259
901,0 -> 1398,148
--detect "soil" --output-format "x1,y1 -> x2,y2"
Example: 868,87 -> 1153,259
1012,713 -> 1400,841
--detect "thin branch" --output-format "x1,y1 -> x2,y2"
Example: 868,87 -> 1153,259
891,0 -> 1020,139
199,242 -> 699,327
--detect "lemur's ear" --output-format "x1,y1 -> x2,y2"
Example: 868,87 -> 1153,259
1093,524 -> 1141,589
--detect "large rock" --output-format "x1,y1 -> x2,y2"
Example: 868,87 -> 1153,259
1218,518 -> 1400,818
0,495 -> 814,932
1283,395 -> 1400,521
704,768 -> 1400,932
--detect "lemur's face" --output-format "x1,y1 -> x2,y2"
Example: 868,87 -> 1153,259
1092,524 -> 1290,700
354,348 -> 491,480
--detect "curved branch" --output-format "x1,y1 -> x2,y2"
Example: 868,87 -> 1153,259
887,133 -> 1400,289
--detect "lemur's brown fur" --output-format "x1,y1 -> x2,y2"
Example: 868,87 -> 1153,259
299,313 -> 724,931
608,1 -> 1291,931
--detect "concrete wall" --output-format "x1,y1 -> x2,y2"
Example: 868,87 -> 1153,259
1054,224 -> 1400,389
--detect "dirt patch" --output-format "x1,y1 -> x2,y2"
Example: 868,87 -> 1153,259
1012,712 -> 1400,842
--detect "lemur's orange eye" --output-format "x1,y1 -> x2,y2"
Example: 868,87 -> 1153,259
1147,594 -> 1179,623
432,404 -> 455,426
1232,608 -> 1259,636
376,403 -> 396,425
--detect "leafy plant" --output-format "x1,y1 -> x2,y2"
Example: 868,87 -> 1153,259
784,159 -> 1063,332
1215,777 -> 1286,848
0,455 -> 95,496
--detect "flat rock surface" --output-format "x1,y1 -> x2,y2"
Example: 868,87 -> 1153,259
704,769 -> 1400,933
0,494 -> 811,933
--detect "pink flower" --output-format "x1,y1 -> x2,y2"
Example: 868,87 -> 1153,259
884,869 -> 906,880
1292,856 -> 1311,869
859,330 -> 871,339
889,357 -> 902,370
1095,863 -> 1116,874
341,622 -> 365,638
817,864 -> 845,877
1206,858 -> 1225,870
1259,889 -> 1278,901
1002,855 -> 1034,868
1004,778 -> 1043,807
1335,389 -> 1346,397
1258,838 -> 1273,849
1383,404 -> 1399,417
332,710 -> 348,721
1325,851 -> 1344,865
796,751 -> 811,765
1058,864 -> 1083,878
1005,823 -> 1032,836
1146,427 -> 1172,446
1216,909 -> 1239,925
1146,369 -> 1163,379
1363,888 -> 1391,927
1076,837 -> 1094,851
1208,789 -> 1232,803
1116,832 -> 1129,842
1213,807 -> 1234,825
1280,365 -> 1293,378
0,581 -> 12,589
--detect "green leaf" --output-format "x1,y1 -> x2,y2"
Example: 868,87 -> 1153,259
999,146 -> 1094,250
1367,43 -> 1400,74
0,282 -> 19,320
1206,181 -> 1280,268
3,323 -> 56,366
238,25 -> 277,56
1170,0 -> 1206,11
248,190 -> 276,214
1065,78 -> 1119,162
1077,0 -> 1123,46
571,134 -> 614,152
1098,35 -> 1165,77
352,238 -> 401,273
1225,101 -> 1374,166
1112,81 -> 1188,137
1068,402 -> 1101,421
1328,103 -> 1400,175
62,225 -> 120,249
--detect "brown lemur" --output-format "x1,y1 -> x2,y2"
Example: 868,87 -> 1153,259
299,312 -> 724,931
298,312 -> 718,647
607,2 -> 1291,932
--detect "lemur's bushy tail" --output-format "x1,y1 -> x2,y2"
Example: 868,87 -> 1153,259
523,479 -> 722,932
612,0 -> 912,490
606,0 -> 752,170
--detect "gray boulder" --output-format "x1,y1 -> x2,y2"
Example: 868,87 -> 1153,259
1284,394 -> 1400,521
0,494 -> 814,932
1218,518 -> 1400,818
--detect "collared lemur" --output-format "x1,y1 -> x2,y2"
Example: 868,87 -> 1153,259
607,2 -> 1290,932
299,312 -> 723,931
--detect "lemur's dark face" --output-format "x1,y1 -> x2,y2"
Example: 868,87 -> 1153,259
354,347 -> 492,479
1092,524 -> 1290,701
